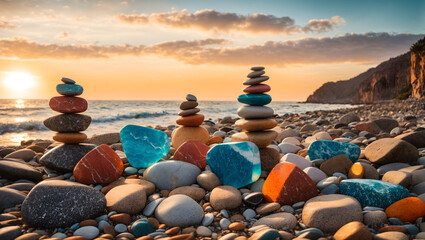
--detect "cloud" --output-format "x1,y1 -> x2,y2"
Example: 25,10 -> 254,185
115,9 -> 344,34
0,33 -> 422,66
55,32 -> 73,41
0,17 -> 15,29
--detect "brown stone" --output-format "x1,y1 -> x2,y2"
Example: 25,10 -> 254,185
374,231 -> 408,240
176,114 -> 204,127
180,101 -> 198,110
364,138 -> 419,165
169,186 -> 206,201
231,130 -> 277,148
256,202 -> 281,215
136,237 -> 154,240
171,126 -> 210,149
53,133 -> 87,144
382,171 -> 412,188
181,227 -> 196,234
80,219 -> 97,227
169,234 -> 195,240
210,186 -> 241,210
178,108 -> 200,116
228,222 -> 245,231
377,225 -> 408,234
235,118 -> 277,131
109,213 -> 131,225
105,184 -> 146,214
196,172 -> 221,191
334,221 -> 372,240
259,147 -> 280,172
15,233 -> 41,240
207,136 -> 223,145
147,217 -> 159,229
320,154 -> 353,176
165,226 -> 181,235
102,225 -> 116,236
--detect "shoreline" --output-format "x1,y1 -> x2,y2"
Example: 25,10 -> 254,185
1,98 -> 425,239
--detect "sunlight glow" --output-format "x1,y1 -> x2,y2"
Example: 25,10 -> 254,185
4,72 -> 36,90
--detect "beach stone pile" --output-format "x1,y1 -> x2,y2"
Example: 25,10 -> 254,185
39,78 -> 96,172
171,94 -> 210,148
232,66 -> 280,172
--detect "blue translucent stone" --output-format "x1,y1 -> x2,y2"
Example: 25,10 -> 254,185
339,179 -> 410,208
120,125 -> 170,168
56,83 -> 83,96
206,142 -> 261,189
238,93 -> 272,106
308,140 -> 360,162
131,219 -> 154,237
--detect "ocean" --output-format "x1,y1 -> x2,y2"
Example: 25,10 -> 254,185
0,99 -> 357,146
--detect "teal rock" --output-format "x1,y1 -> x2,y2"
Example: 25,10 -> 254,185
308,140 -> 360,162
120,125 -> 170,168
339,179 -> 410,208
206,142 -> 261,189
143,161 -> 200,190
296,228 -> 324,239
250,229 -> 280,240
124,167 -> 138,175
238,93 -> 272,106
131,219 -> 154,237
56,83 -> 83,96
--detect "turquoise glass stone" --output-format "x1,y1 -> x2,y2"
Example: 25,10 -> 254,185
339,179 -> 410,208
308,140 -> 360,162
56,83 -> 83,96
252,229 -> 280,240
206,141 -> 261,189
238,93 -> 272,106
120,125 -> 170,168
131,219 -> 154,237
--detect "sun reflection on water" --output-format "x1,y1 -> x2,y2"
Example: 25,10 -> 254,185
14,99 -> 25,109
9,133 -> 31,145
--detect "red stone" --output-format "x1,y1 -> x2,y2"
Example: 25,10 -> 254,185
49,96 -> 88,113
173,140 -> 210,170
73,144 -> 123,184
262,162 -> 318,205
176,114 -> 204,126
243,84 -> 271,93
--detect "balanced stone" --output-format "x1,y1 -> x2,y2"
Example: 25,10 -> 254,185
0,160 -> 42,181
56,83 -> 83,96
243,84 -> 271,93
308,140 -> 360,162
364,138 -> 419,165
231,130 -> 277,148
120,125 -> 170,168
176,114 -> 204,126
180,101 -> 198,110
49,96 -> 88,113
173,140 -> 209,170
21,180 -> 106,228
39,144 -> 96,172
53,132 -> 87,144
235,118 -> 277,131
238,93 -> 272,106
61,77 -> 76,84
186,94 -> 197,101
73,144 -> 124,184
243,76 -> 270,85
43,114 -> 91,132
251,66 -> 265,71
155,194 -> 204,227
171,126 -> 210,149
247,70 -> 265,78
179,108 -> 200,116
262,162 -> 318,205
143,160 -> 201,190
237,105 -> 274,119
206,142 -> 261,189
339,179 -> 410,208
302,194 -> 363,233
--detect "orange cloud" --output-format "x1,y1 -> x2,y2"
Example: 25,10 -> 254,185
115,9 -> 344,34
0,33 -> 422,66
0,17 -> 15,29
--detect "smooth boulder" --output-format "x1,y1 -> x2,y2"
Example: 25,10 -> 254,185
364,138 -> 419,165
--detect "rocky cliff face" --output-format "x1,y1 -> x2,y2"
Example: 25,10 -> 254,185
306,53 -> 411,103
411,51 -> 425,98
353,53 -> 410,103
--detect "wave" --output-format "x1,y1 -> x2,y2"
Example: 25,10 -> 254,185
0,107 -> 46,111
0,122 -> 47,135
92,111 -> 170,123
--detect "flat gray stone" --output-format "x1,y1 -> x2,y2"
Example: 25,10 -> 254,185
0,188 -> 26,212
237,106 -> 274,119
0,160 -> 42,181
243,76 -> 269,85
155,194 -> 204,227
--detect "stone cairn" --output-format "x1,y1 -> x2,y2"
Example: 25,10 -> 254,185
44,77 -> 91,144
232,67 -> 279,171
171,94 -> 210,148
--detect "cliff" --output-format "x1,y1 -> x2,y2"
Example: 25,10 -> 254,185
411,37 -> 425,98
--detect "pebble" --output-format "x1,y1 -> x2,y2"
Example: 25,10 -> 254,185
186,94 -> 197,101
115,223 -> 128,233
220,218 -> 231,230
196,226 -> 212,237
253,212 -> 297,230
124,166 -> 138,175
202,213 -> 214,226
364,138 -> 419,165
105,184 -> 146,214
303,167 -> 327,183
280,153 -> 311,170
256,202 -> 280,215
143,198 -> 165,217
236,105 -> 274,119
385,197 -> 425,222
243,208 -> 257,220
210,185 -> 242,210
333,221 -> 372,240
196,172 -> 221,191
243,192 -> 264,207
155,195 -> 204,227
0,160 -> 43,182
74,226 -> 100,239
169,186 -> 206,201
238,93 -> 272,106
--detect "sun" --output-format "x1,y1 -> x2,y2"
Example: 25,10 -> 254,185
4,72 -> 36,90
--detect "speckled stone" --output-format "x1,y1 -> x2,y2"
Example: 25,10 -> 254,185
39,144 -> 96,172
43,114 -> 91,132
120,125 -> 170,168
339,179 -> 410,208
308,140 -> 360,162
238,94 -> 272,106
21,180 -> 106,228
206,142 -> 261,189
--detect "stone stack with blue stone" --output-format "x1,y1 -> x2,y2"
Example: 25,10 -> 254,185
40,78 -> 95,172
232,66 -> 277,149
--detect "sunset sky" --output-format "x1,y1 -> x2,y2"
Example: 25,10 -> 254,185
0,0 -> 423,101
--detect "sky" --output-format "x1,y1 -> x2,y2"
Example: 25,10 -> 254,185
0,0 -> 423,101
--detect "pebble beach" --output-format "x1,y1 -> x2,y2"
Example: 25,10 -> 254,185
2,69 -> 425,240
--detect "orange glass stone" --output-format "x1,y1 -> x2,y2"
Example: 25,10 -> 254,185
348,162 -> 365,179
262,162 -> 318,205
385,197 -> 425,222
